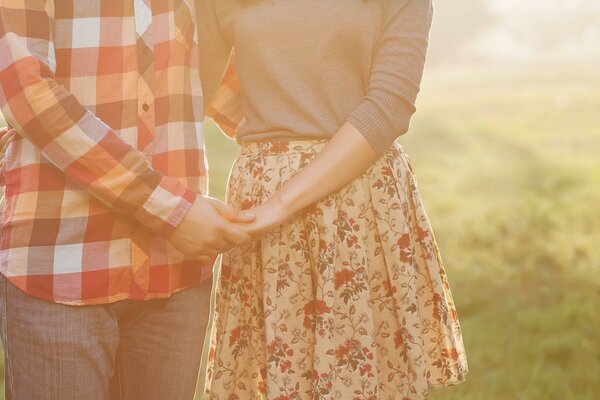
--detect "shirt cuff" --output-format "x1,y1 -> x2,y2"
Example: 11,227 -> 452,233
135,175 -> 198,237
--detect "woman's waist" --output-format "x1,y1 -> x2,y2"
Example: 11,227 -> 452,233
237,129 -> 334,157
238,139 -> 329,158
237,128 -> 333,143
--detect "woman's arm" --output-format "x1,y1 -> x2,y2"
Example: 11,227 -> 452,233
240,0 -> 433,236
238,123 -> 377,236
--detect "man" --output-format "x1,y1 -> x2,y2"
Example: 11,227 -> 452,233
0,1 -> 247,398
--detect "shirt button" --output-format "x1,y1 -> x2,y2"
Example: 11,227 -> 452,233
142,103 -> 150,112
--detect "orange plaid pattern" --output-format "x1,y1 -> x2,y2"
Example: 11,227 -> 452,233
206,61 -> 245,138
0,0 -> 241,305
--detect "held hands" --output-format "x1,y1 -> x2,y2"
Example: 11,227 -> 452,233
0,126 -> 286,252
0,125 -> 255,263
234,196 -> 293,238
168,196 -> 255,263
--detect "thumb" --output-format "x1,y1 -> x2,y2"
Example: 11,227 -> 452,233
206,197 -> 255,223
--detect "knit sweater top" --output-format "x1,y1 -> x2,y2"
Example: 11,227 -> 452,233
197,0 -> 433,154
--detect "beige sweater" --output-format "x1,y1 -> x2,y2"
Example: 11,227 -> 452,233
197,0 -> 433,154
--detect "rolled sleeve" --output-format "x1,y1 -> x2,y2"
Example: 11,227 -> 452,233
347,0 -> 433,155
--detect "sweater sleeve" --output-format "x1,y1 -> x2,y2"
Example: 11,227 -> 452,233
347,0 -> 433,154
196,0 -> 234,115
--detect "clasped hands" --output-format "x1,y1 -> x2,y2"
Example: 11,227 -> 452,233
168,195 -> 290,264
0,126 -> 286,264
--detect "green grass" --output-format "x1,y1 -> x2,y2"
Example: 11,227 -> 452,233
2,66 -> 600,399
403,67 -> 600,400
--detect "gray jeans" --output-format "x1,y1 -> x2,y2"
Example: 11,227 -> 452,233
0,274 -> 212,400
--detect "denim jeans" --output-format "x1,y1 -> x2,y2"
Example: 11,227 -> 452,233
0,274 -> 212,400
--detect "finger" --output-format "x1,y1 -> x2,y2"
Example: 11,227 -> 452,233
243,226 -> 269,238
208,198 -> 255,223
201,227 -> 239,253
232,222 -> 264,239
219,222 -> 253,246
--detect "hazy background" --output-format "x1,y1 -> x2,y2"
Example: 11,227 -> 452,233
1,1 -> 599,399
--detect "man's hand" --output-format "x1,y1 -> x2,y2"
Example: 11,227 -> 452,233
235,197 -> 292,239
0,127 -> 15,170
168,196 -> 255,263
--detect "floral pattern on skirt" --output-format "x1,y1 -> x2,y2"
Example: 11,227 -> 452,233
204,141 -> 468,400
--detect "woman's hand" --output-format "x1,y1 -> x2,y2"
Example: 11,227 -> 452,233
234,123 -> 378,239
236,197 -> 293,238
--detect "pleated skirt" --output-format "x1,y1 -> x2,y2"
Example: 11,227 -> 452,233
205,140 -> 468,400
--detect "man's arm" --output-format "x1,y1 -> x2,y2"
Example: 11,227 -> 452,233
0,1 -> 251,255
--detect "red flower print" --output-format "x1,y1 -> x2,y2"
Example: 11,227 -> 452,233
241,199 -> 254,210
252,166 -> 264,178
346,236 -> 357,248
334,269 -> 356,289
335,341 -> 351,359
394,329 -> 405,349
432,293 -> 445,320
400,249 -> 413,263
280,359 -> 293,373
417,225 -> 430,241
441,348 -> 459,360
397,233 -> 411,249
303,300 -> 331,329
382,278 -> 398,295
267,337 -> 296,374
270,142 -> 289,153
335,339 -> 374,372
381,166 -> 393,177
229,326 -> 243,347
359,363 -> 374,377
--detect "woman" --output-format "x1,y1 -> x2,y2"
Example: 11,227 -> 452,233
198,0 -> 468,398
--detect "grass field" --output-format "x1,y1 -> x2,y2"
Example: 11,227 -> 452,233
2,66 -> 600,399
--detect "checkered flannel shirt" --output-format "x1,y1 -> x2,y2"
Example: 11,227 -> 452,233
0,0 -> 242,305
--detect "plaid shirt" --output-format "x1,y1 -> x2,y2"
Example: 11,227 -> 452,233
0,0 -> 241,305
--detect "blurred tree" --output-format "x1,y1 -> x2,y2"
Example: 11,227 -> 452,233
427,0 -> 498,66
498,0 -> 600,63
428,0 -> 600,66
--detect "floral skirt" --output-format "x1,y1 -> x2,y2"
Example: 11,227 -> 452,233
204,140 -> 468,400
